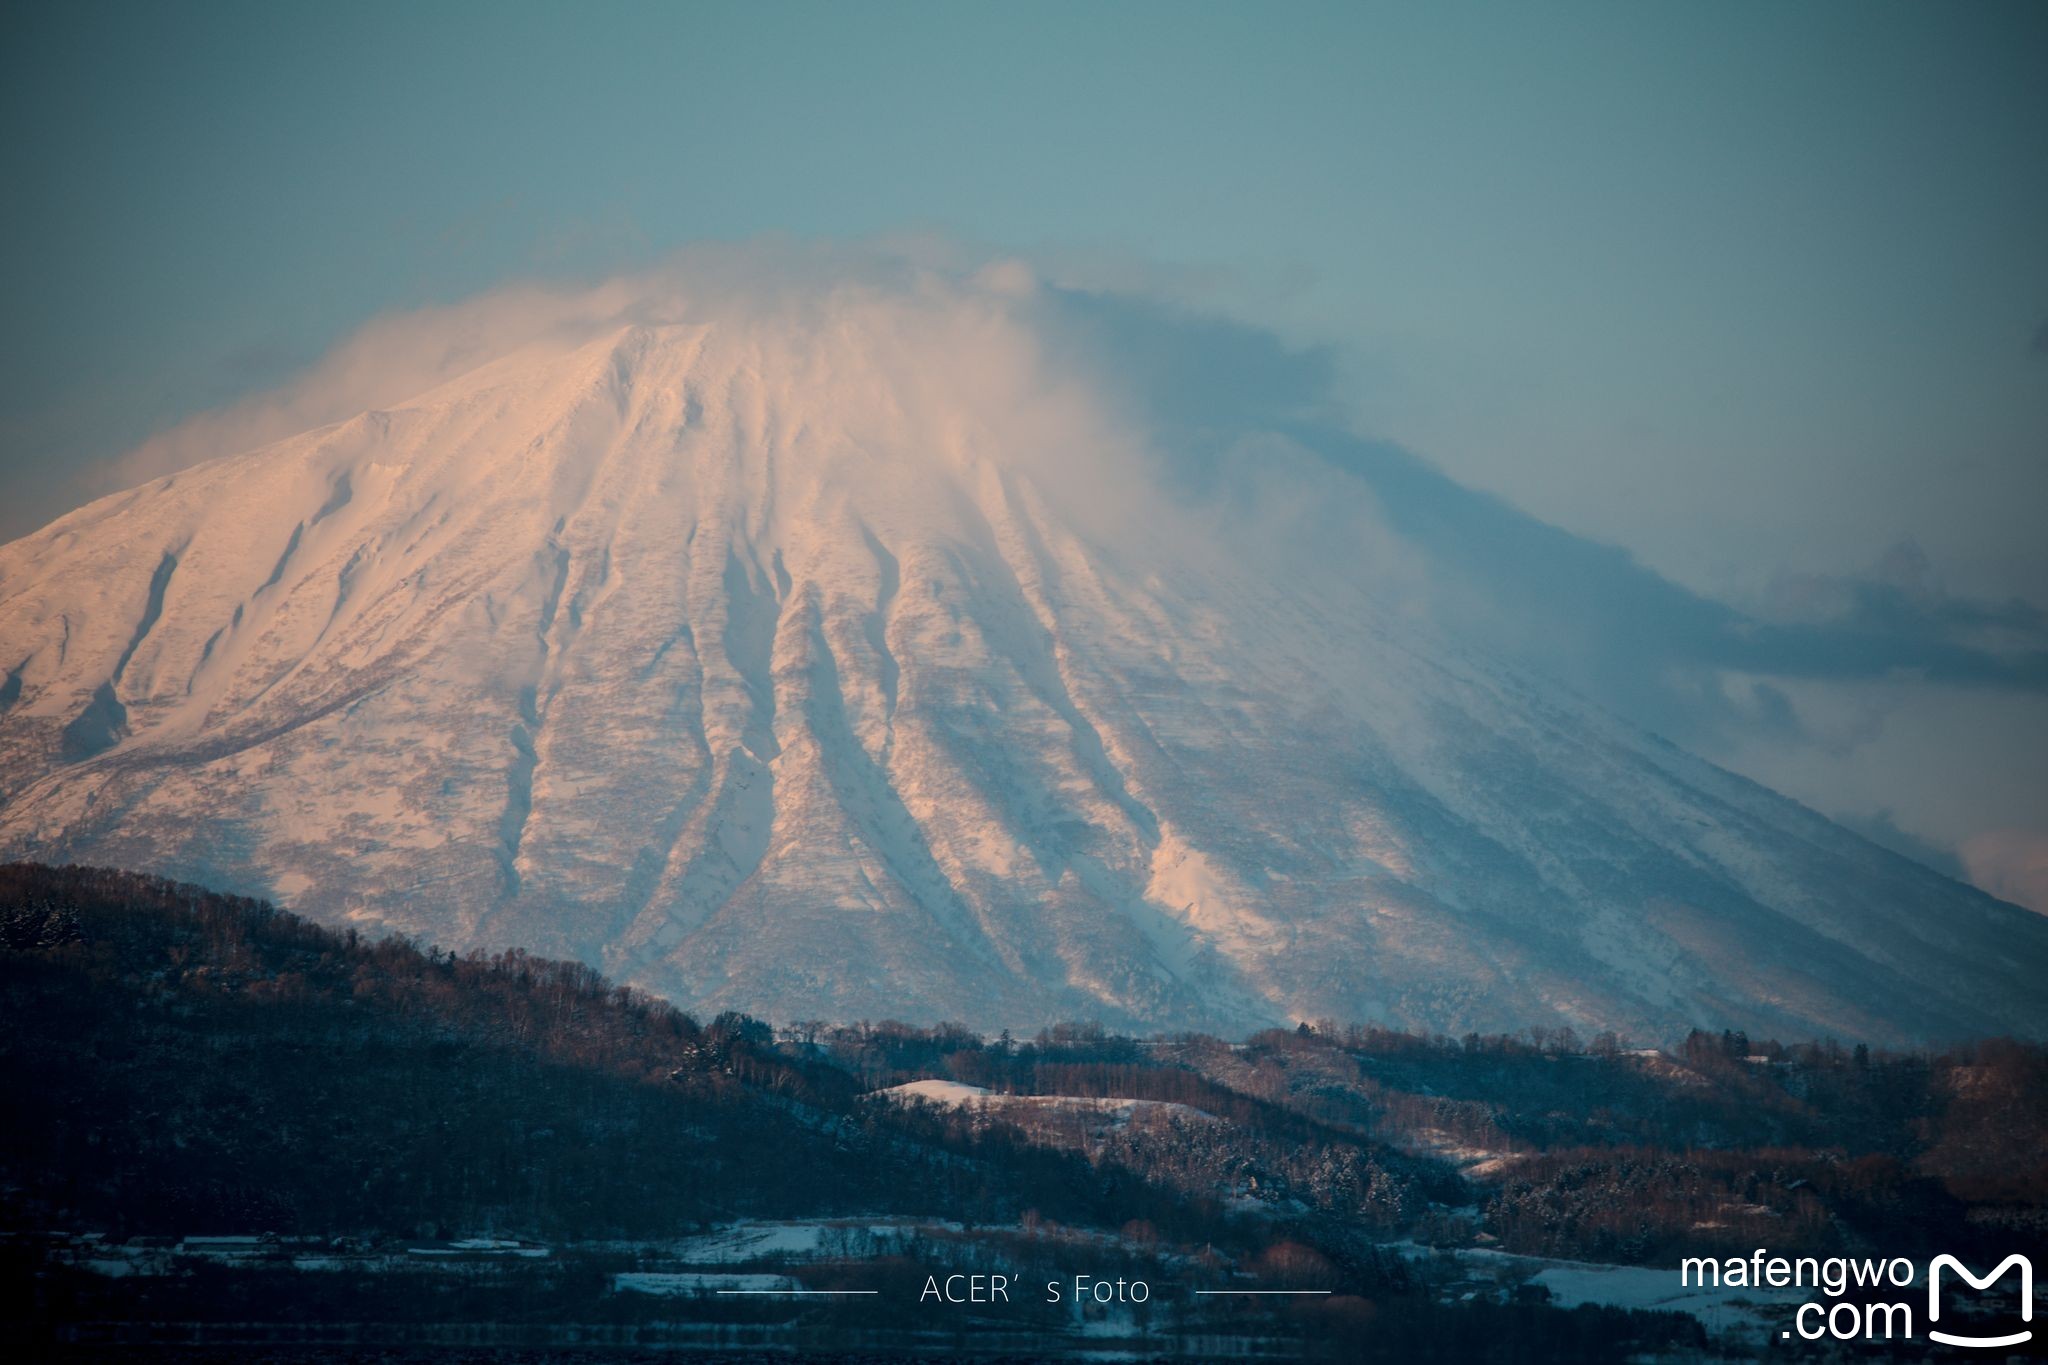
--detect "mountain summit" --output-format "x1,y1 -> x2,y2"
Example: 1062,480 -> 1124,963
0,266 -> 2040,1042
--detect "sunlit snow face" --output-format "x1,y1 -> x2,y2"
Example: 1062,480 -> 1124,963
9,243 -> 2047,927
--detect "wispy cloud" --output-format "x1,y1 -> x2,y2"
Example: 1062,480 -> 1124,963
1963,829 -> 2048,916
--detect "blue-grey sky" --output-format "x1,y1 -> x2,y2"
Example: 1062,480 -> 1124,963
2,0 -> 2045,903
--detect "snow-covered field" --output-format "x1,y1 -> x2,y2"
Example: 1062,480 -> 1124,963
871,1080 -> 1214,1126
668,1217 -> 958,1263
1397,1243 -> 1807,1342
613,1272 -> 798,1296
1528,1258 -> 1804,1337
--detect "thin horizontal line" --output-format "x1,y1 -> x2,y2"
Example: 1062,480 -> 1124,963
1195,1289 -> 1332,1295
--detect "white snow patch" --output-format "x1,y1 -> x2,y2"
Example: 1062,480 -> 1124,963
614,1272 -> 797,1295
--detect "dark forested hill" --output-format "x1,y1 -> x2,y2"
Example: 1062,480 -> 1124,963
5,863 -> 2044,1247
0,863 -> 863,1238
2,863 -> 2042,1361
0,862 -> 1201,1244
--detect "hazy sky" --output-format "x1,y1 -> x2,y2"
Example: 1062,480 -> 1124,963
2,0 -> 2045,901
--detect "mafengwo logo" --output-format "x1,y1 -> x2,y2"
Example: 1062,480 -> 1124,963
1683,1250 -> 2032,1345
1927,1254 -> 2033,1350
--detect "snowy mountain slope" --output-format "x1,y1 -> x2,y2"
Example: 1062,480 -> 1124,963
0,274 -> 2041,1043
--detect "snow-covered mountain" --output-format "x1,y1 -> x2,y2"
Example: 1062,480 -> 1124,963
0,269 -> 2040,1043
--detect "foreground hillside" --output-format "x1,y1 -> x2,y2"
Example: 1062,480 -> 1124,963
3,864 -> 2043,1360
